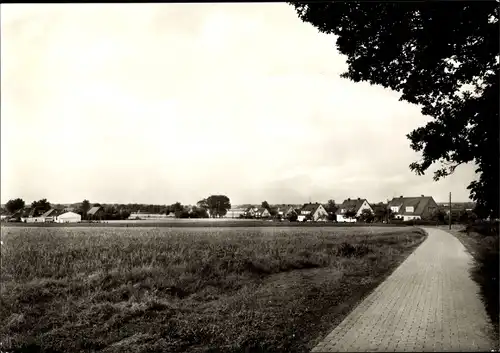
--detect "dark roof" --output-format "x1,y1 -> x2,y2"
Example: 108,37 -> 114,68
87,206 -> 103,215
336,199 -> 368,215
388,196 -> 436,216
40,209 -> 57,218
301,203 -> 323,214
256,207 -> 268,213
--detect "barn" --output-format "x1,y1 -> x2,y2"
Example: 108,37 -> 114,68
56,211 -> 82,223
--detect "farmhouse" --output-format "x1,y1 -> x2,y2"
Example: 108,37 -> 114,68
56,211 -> 82,223
244,207 -> 259,217
254,208 -> 271,218
297,203 -> 328,222
87,206 -> 105,221
388,195 -> 439,221
277,205 -> 296,218
336,198 -> 373,222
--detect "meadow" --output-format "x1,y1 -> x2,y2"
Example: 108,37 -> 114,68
0,226 -> 426,353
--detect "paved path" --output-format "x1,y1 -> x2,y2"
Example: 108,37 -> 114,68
312,227 -> 497,352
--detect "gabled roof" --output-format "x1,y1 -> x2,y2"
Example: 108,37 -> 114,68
87,206 -> 103,215
40,209 -> 63,218
387,196 -> 436,216
335,199 -> 368,215
301,203 -> 323,214
59,211 -> 80,217
228,208 -> 247,212
278,205 -> 294,213
256,207 -> 268,214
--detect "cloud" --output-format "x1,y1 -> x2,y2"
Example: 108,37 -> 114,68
1,3 -> 475,205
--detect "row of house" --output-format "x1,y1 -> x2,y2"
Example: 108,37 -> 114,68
230,195 -> 441,222
3,206 -> 108,223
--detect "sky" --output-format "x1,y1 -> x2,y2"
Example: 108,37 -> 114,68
1,3 -> 476,206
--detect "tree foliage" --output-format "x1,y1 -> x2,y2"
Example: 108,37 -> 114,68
291,2 -> 499,218
344,209 -> 357,219
203,195 -> 231,218
325,199 -> 338,214
358,208 -> 374,223
5,198 -> 25,214
31,199 -> 51,215
81,200 -> 90,214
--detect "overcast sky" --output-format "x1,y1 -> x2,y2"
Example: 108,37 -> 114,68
1,3 -> 475,206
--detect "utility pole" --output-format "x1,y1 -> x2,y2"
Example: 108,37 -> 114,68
449,192 -> 452,230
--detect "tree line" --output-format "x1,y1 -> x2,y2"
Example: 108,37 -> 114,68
1,195 -> 232,221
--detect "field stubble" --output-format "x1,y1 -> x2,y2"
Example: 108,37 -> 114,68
0,226 -> 426,353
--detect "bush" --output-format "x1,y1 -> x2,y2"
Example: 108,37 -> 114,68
465,221 -> 499,237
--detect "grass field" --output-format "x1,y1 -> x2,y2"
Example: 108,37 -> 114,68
441,224 -> 499,342
0,226 -> 426,353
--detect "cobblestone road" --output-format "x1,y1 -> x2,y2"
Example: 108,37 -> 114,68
312,227 -> 497,352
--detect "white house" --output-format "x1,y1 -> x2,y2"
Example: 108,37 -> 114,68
298,203 -> 329,222
244,207 -> 259,217
277,205 -> 296,218
56,211 -> 82,223
388,195 -> 439,221
254,208 -> 271,218
336,198 -> 373,222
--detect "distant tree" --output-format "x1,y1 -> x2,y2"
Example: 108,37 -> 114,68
92,203 -> 101,208
81,200 -> 91,220
288,212 -> 298,222
197,199 -> 209,209
325,199 -> 338,214
206,195 -> 231,218
189,206 -> 209,219
431,209 -> 447,224
104,205 -> 118,220
261,201 -> 270,210
373,206 -> 386,223
170,202 -> 184,218
325,199 -> 338,221
359,209 -> 375,223
269,208 -> 278,217
31,199 -> 51,215
459,211 -> 470,225
291,2 -> 499,219
5,198 -> 25,214
344,209 -> 357,220
119,209 -> 131,220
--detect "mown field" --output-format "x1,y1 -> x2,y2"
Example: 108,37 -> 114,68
0,226 -> 426,353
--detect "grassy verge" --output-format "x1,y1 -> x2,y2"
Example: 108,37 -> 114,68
0,226 -> 426,353
442,224 -> 499,342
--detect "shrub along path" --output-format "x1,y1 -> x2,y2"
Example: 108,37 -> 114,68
312,227 -> 497,352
